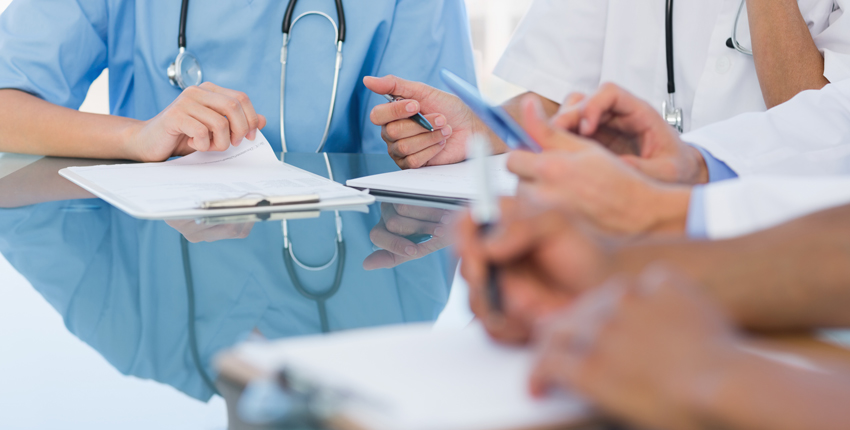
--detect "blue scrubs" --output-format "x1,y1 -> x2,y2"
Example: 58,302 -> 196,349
0,0 -> 476,153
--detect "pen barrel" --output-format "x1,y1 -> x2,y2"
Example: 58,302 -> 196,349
486,263 -> 503,314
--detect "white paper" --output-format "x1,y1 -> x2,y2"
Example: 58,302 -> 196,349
231,322 -> 589,430
346,154 -> 518,200
59,132 -> 373,218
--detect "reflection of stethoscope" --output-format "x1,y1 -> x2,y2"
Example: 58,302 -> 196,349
663,0 -> 753,133
181,154 -> 344,397
167,0 -> 346,153
281,153 -> 345,334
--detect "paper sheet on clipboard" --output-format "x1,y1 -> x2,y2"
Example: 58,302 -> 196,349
59,132 -> 374,219
346,154 -> 518,202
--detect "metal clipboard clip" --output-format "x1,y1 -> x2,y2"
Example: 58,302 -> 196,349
200,193 -> 321,210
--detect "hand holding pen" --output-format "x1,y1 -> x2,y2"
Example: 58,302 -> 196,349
382,94 -> 435,132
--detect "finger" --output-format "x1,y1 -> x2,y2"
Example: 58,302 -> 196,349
387,127 -> 449,160
521,95 -> 592,153
483,211 -> 563,263
383,113 -> 448,142
371,100 -> 421,126
393,204 -> 449,223
370,221 -> 420,257
177,115 -> 211,152
564,92 -> 586,107
381,203 -> 447,235
550,106 -> 582,133
193,87 -> 251,146
578,83 -> 646,137
383,212 -> 444,237
200,83 -> 261,142
506,151 -> 544,181
397,138 -> 447,169
187,104 -> 232,152
363,249 -> 409,270
364,75 -> 432,103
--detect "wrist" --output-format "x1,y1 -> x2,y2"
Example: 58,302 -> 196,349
682,343 -> 756,429
685,145 -> 710,185
638,184 -> 692,234
119,119 -> 148,162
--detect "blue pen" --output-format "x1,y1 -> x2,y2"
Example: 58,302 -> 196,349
383,94 -> 435,132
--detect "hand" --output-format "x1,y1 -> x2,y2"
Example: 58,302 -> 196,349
529,265 -> 743,430
166,219 -> 255,243
510,95 -> 692,234
364,203 -> 456,270
364,75 -> 507,169
127,82 -> 267,162
552,83 -> 708,185
457,198 -> 611,344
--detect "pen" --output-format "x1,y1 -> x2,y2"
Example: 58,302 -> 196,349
467,134 -> 503,313
383,94 -> 435,132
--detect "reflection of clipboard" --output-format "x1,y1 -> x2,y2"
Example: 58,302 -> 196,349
369,190 -> 465,211
215,323 -> 596,430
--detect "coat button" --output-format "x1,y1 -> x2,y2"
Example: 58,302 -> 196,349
716,56 -> 732,74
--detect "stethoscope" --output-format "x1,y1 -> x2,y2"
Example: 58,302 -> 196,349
167,0 -> 346,153
280,152 -> 346,334
663,0 -> 753,133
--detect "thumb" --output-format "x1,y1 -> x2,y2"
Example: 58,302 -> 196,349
363,75 -> 431,101
522,95 -> 591,153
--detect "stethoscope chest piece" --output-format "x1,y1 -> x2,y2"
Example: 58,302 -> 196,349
168,47 -> 203,89
662,94 -> 683,133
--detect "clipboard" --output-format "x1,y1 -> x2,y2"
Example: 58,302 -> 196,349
59,165 -> 377,220
215,323 -> 596,430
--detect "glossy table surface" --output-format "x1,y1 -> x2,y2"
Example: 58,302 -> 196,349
0,152 -> 474,430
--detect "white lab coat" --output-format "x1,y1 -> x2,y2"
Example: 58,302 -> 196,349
495,0 -> 850,132
685,79 -> 850,239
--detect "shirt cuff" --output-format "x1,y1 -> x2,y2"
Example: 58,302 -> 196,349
692,145 -> 738,182
686,185 -> 708,239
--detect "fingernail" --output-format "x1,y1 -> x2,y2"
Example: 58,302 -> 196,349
405,246 -> 417,256
441,127 -> 451,137
579,119 -> 591,135
406,102 -> 418,113
434,227 -> 445,237
247,129 -> 256,140
441,214 -> 451,224
439,139 -> 447,147
434,116 -> 446,127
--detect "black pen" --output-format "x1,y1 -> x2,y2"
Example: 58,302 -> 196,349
468,134 -> 503,313
383,94 -> 435,132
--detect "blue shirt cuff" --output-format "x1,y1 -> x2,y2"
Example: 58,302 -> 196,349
686,185 -> 708,239
692,145 -> 738,182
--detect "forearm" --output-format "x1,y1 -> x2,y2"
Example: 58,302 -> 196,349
747,0 -> 829,108
613,204 -> 850,330
0,89 -> 141,160
691,347 -> 850,430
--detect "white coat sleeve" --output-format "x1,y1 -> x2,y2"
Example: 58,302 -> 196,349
702,176 -> 850,240
810,0 -> 850,82
492,0 -> 608,104
681,79 -> 850,176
